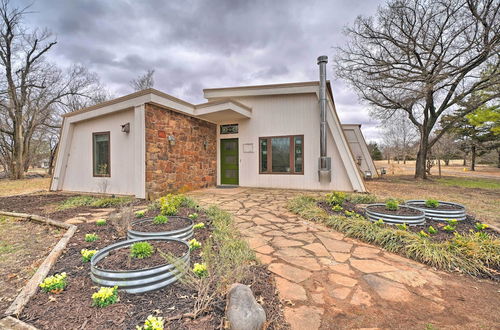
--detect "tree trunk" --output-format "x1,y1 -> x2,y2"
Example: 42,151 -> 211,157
471,145 -> 476,171
462,156 -> 467,166
445,159 -> 450,166
438,157 -> 441,177
12,116 -> 24,179
497,149 -> 500,169
415,133 -> 428,179
48,143 -> 58,176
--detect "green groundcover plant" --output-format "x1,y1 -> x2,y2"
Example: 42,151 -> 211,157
385,199 -> 399,211
95,219 -> 107,226
92,286 -> 119,307
131,242 -> 154,259
288,195 -> 500,278
153,215 -> 168,224
425,199 -> 440,208
84,233 -> 99,242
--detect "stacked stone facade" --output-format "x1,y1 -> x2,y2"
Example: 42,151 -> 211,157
145,103 -> 217,199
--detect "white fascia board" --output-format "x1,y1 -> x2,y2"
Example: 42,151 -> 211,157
150,93 -> 195,115
203,85 -> 318,99
194,101 -> 252,118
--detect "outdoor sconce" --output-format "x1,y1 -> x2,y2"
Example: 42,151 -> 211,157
203,141 -> 208,150
357,156 -> 362,166
168,135 -> 176,145
364,170 -> 372,179
121,122 -> 130,133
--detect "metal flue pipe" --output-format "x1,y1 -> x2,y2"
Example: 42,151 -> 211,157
317,55 -> 331,181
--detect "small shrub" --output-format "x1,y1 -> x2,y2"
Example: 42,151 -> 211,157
374,219 -> 385,226
135,210 -> 147,218
189,238 -> 201,251
344,210 -> 355,217
81,249 -> 98,262
418,230 -> 429,238
137,315 -> 164,330
425,199 -> 440,208
193,222 -> 205,230
347,193 -> 377,204
332,205 -> 343,212
92,286 -> 118,307
159,194 -> 186,216
153,215 -> 168,224
39,273 -> 67,293
85,233 -> 99,242
428,226 -> 438,235
188,213 -> 199,220
131,242 -> 154,259
395,223 -> 408,231
325,191 -> 346,206
193,263 -> 208,277
95,219 -> 107,226
446,219 -> 458,226
443,225 -> 455,232
475,222 -> 489,231
385,199 -> 399,211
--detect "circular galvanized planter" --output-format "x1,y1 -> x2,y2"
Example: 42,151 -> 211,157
90,237 -> 190,294
405,200 -> 466,221
365,204 -> 425,225
127,216 -> 194,241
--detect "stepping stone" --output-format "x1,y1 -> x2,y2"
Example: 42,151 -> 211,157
363,274 -> 412,302
317,236 -> 352,253
330,287 -> 352,300
275,277 -> 307,301
263,230 -> 286,236
352,246 -> 381,259
303,243 -> 331,257
311,293 -> 325,304
331,252 -> 351,263
350,259 -> 398,273
65,216 -> 86,224
328,273 -> 358,287
255,253 -> 274,265
378,271 -> 427,287
290,233 -> 317,242
275,247 -> 311,258
245,237 -> 268,249
287,226 -> 310,234
253,217 -> 271,225
316,231 -> 344,240
350,287 -> 373,306
268,263 -> 312,283
330,263 -> 355,276
272,237 -> 304,248
284,306 -> 324,330
280,256 -> 322,271
254,244 -> 274,255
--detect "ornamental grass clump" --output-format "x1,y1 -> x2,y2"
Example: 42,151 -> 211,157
189,238 -> 201,251
136,315 -> 164,330
193,263 -> 208,277
39,273 -> 67,293
131,242 -> 154,259
95,218 -> 107,226
81,249 -> 98,262
85,233 -> 99,242
193,222 -> 205,230
153,215 -> 168,224
92,286 -> 118,307
385,199 -> 399,211
425,199 -> 440,208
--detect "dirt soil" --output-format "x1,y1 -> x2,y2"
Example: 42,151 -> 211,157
0,216 -> 62,314
132,216 -> 192,232
97,240 -> 188,271
20,207 -> 285,330
368,205 -> 423,216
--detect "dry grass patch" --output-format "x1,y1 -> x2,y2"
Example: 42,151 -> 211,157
0,177 -> 50,197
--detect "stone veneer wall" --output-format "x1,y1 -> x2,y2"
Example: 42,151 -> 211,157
145,103 -> 217,199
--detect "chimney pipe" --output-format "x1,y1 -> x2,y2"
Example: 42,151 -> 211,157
317,55 -> 331,182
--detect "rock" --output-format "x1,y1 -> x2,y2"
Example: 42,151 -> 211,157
226,283 -> 266,330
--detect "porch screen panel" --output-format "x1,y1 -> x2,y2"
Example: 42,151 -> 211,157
93,132 -> 110,177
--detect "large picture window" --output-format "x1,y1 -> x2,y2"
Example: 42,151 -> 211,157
259,135 -> 303,174
93,132 -> 110,177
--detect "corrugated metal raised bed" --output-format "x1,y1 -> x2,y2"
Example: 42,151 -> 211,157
365,204 -> 425,225
127,216 -> 194,240
405,200 -> 466,221
90,237 -> 190,294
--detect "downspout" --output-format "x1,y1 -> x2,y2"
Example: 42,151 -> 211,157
317,55 -> 331,182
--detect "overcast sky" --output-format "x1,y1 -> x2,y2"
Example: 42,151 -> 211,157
14,0 -> 385,142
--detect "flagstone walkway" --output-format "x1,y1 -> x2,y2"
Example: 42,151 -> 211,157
189,187 -> 500,329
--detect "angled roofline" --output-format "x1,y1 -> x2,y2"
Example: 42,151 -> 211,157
203,80 -> 320,93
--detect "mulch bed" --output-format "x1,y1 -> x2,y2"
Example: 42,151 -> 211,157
367,205 -> 423,216
131,216 -> 192,232
19,205 -> 285,329
409,202 -> 464,211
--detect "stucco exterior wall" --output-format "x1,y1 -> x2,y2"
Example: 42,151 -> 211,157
60,109 -> 137,195
216,94 -> 355,191
145,103 -> 217,199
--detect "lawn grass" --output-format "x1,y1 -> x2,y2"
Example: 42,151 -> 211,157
436,177 -> 500,190
0,177 -> 50,196
57,195 -> 134,210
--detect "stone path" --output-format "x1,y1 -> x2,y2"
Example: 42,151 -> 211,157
189,187 -> 500,329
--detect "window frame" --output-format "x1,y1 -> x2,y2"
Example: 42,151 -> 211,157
259,135 -> 304,175
92,131 -> 111,177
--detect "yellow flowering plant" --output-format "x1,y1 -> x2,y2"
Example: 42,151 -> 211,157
193,222 -> 205,230
81,249 -> 98,262
193,263 -> 208,277
95,219 -> 107,226
85,233 -> 99,242
136,315 -> 164,330
188,238 -> 201,251
39,273 -> 68,293
92,286 -> 119,307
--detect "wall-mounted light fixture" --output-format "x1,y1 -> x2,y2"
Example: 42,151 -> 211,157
168,135 -> 176,145
203,141 -> 208,150
121,122 -> 130,133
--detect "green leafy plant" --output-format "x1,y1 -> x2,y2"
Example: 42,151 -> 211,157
325,191 -> 346,206
418,230 -> 429,238
153,215 -> 168,224
136,315 -> 164,330
85,233 -> 99,242
193,222 -> 205,230
344,210 -> 355,217
92,286 -> 119,307
135,210 -> 147,218
447,219 -> 458,226
193,263 -> 208,277
39,273 -> 67,293
475,222 -> 489,231
332,205 -> 343,212
159,194 -> 186,216
95,219 -> 107,226
346,193 -> 377,204
425,199 -> 440,208
443,225 -> 455,232
188,238 -> 201,251
91,196 -> 133,208
428,226 -> 438,235
396,223 -> 408,231
81,249 -> 98,262
188,213 -> 199,220
385,199 -> 399,211
131,242 -> 154,259
374,219 -> 384,226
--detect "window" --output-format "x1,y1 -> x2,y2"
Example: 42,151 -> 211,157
220,124 -> 238,134
259,135 -> 303,174
93,132 -> 110,177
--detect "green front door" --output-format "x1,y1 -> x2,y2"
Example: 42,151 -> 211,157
220,138 -> 239,185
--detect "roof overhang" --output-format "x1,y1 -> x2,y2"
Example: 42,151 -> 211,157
194,99 -> 251,122
203,81 -> 321,99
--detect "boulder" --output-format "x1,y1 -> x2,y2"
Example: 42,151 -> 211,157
226,283 -> 266,330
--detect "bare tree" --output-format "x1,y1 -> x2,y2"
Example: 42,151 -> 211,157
129,69 -> 155,91
0,1 -> 103,179
335,0 -> 500,179
381,112 -> 418,164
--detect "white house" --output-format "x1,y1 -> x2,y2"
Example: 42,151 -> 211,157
51,57 -> 376,199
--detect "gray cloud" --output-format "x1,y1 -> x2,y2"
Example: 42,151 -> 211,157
14,0 -> 383,140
